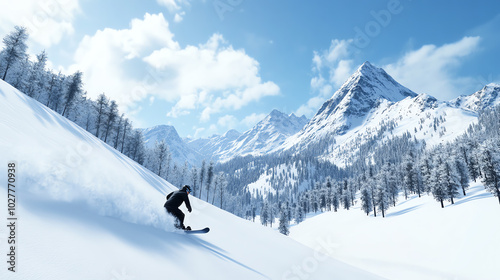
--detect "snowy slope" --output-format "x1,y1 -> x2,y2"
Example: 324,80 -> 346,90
141,125 -> 203,166
0,80 -> 381,280
290,182 -> 500,280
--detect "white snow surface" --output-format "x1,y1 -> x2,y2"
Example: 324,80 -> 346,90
0,80 -> 380,279
289,182 -> 500,280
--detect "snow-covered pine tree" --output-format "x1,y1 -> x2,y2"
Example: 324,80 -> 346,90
199,160 -> 206,200
120,118 -> 130,154
103,100 -> 118,143
295,204 -> 305,224
360,183 -> 373,216
94,93 -> 108,138
420,154 -> 433,193
375,171 -> 390,218
217,172 -> 227,208
385,163 -> 399,207
453,154 -> 470,196
443,160 -> 461,205
113,113 -> 124,149
341,179 -> 351,210
26,50 -> 47,98
61,71 -> 83,118
260,202 -> 269,226
206,161 -> 214,202
403,150 -> 420,198
190,166 -> 198,197
479,142 -> 500,204
325,178 -> 333,211
278,204 -> 290,235
153,140 -> 170,178
431,156 -> 448,208
44,71 -> 65,110
331,181 -> 340,212
1,26 -> 28,81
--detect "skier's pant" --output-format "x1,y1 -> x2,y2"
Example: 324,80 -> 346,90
165,207 -> 185,229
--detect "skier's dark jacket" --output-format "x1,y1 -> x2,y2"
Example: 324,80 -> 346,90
164,189 -> 192,212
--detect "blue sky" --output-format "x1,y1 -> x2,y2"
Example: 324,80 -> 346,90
1,0 -> 499,138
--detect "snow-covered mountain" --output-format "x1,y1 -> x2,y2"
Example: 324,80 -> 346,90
218,110 -> 308,161
282,61 -> 416,152
186,129 -> 242,159
0,79 -> 382,280
188,110 -> 308,162
141,125 -> 202,166
452,83 -> 500,111
280,62 -> 500,166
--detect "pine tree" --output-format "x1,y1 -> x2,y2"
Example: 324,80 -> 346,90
1,26 -> 28,81
103,100 -> 118,143
190,166 -> 198,197
295,204 -> 305,224
120,119 -> 130,153
331,182 -> 340,212
420,155 -> 433,193
113,113 -> 124,149
375,171 -> 390,218
278,204 -> 290,235
453,155 -> 470,196
480,143 -> 500,204
62,71 -> 83,117
261,202 -> 269,226
199,160 -> 206,200
94,93 -> 108,138
26,50 -> 47,98
431,156 -> 448,208
386,163 -> 399,207
403,150 -> 419,197
153,140 -> 169,178
360,184 -> 373,216
206,161 -> 214,202
443,161 -> 461,205
325,178 -> 333,211
341,179 -> 351,210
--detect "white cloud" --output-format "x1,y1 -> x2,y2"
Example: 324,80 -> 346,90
157,0 -> 182,12
157,0 -> 190,23
217,115 -> 238,128
241,113 -> 267,128
384,36 -> 481,99
0,0 -> 80,47
298,39 -> 355,118
174,12 -> 185,23
143,33 -> 280,120
69,13 -> 279,127
69,13 -> 177,110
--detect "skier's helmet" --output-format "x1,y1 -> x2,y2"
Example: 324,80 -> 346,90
182,185 -> 192,193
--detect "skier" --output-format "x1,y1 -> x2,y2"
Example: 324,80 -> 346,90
164,185 -> 192,230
